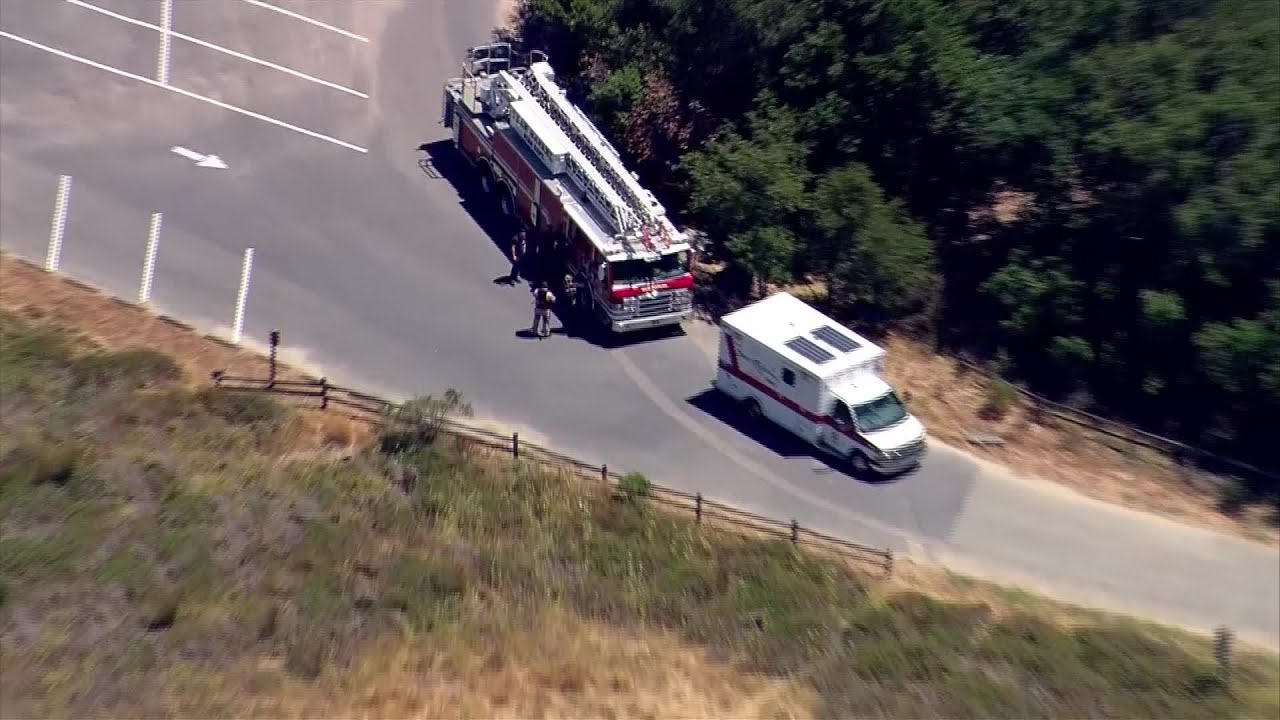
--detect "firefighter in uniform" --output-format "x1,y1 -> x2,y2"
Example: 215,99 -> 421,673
532,280 -> 556,338
562,271 -> 578,313
508,228 -> 527,283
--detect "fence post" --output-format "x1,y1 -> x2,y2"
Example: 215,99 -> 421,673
790,519 -> 799,544
1214,626 -> 1234,688
512,432 -> 519,459
319,377 -> 328,410
884,550 -> 895,577
601,464 -> 608,484
695,493 -> 703,523
268,329 -> 280,387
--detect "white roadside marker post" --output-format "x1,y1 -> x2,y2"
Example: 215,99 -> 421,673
46,175 -> 72,271
232,247 -> 255,344
157,0 -> 172,84
139,212 -> 163,303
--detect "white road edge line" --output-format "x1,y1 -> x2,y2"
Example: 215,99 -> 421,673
46,175 -> 72,272
156,0 -> 171,84
611,348 -> 916,548
139,212 -> 163,303
0,30 -> 368,153
67,0 -> 369,99
232,247 -> 255,344
238,0 -> 368,42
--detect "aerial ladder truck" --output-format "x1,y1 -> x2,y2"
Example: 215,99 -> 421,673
441,42 -> 696,333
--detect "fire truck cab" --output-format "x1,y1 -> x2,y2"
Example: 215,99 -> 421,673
441,43 -> 695,333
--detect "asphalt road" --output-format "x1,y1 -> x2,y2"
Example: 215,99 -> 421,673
2,0 -> 1277,647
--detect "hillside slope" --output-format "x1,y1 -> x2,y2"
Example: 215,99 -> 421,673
2,295 -> 1279,717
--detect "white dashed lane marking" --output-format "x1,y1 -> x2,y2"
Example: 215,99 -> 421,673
238,0 -> 368,43
66,0 -> 369,98
0,30 -> 370,153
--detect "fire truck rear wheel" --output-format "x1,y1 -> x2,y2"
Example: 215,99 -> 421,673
499,190 -> 515,217
479,168 -> 495,195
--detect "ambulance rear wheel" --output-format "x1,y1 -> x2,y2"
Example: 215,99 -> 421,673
848,450 -> 871,475
742,398 -> 763,421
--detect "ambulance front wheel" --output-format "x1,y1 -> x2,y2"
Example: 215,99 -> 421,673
847,450 -> 871,475
741,397 -> 763,421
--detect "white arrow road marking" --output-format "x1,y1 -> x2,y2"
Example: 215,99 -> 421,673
196,155 -> 228,169
172,146 -> 228,169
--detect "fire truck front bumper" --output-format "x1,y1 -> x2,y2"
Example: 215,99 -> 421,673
610,308 -> 693,332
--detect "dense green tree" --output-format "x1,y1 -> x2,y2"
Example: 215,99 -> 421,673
814,163 -> 937,319
684,97 -> 811,285
512,0 -> 1280,471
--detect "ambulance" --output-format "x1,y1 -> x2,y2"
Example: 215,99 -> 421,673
713,292 -> 927,475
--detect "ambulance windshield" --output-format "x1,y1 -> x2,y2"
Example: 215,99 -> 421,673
852,391 -> 908,433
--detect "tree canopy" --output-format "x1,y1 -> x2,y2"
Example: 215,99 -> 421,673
513,0 -> 1279,470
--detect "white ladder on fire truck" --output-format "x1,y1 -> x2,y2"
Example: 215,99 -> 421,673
516,69 -> 671,252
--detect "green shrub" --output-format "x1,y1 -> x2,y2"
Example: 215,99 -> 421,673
384,551 -> 468,631
140,590 -> 180,631
70,348 -> 184,391
0,535 -> 78,577
0,316 -> 76,394
298,573 -> 348,618
37,447 -> 80,487
980,378 -> 1021,420
284,641 -> 324,679
195,387 -> 284,426
379,389 -> 472,454
620,471 -> 651,499
387,552 -> 467,600
98,548 -> 154,598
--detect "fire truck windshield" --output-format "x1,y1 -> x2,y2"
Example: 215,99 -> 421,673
611,251 -> 689,284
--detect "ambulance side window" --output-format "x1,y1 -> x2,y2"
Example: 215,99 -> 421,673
832,400 -> 854,430
782,368 -> 796,386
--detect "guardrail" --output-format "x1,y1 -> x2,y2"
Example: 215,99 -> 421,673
949,357 -> 1280,485
209,370 -> 896,576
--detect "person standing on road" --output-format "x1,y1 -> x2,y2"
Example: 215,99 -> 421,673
562,271 -> 578,314
531,280 -> 556,338
509,228 -> 527,283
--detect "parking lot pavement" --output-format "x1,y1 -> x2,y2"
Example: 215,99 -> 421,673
1,0 -> 371,155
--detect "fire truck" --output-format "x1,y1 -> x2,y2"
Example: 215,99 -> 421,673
440,42 -> 695,333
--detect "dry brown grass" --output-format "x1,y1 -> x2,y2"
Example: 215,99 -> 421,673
879,332 -> 1278,545
0,253 -> 372,449
153,608 -> 817,720
0,255 -> 296,383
